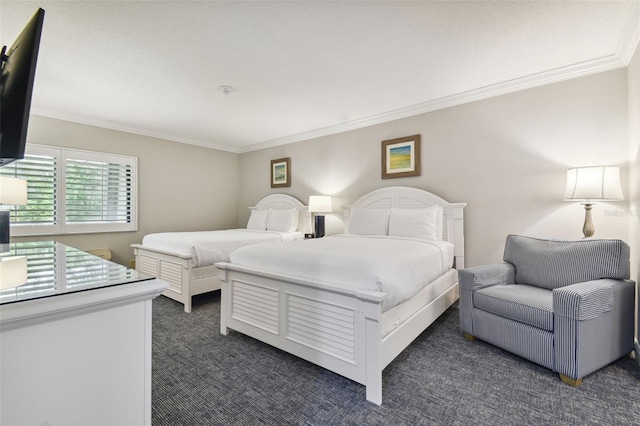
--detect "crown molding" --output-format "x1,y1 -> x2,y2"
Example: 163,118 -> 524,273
618,0 -> 640,64
242,3 -> 640,153
241,53 -> 631,153
29,110 -> 242,153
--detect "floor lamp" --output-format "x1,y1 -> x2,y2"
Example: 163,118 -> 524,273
308,195 -> 332,238
563,166 -> 623,238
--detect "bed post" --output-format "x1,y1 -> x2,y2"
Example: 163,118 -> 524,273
219,268 -> 229,335
364,308 -> 383,405
444,203 -> 466,269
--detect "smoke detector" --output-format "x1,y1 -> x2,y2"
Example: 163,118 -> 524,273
218,85 -> 237,95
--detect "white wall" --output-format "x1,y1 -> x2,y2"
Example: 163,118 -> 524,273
239,68 -> 631,267
15,66 -> 634,272
16,116 -> 241,265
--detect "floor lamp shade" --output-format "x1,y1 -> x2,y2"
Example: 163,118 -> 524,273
563,166 -> 623,238
308,195 -> 332,238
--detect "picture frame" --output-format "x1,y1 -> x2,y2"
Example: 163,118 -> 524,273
381,134 -> 421,179
271,157 -> 291,188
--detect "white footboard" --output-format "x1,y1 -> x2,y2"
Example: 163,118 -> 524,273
132,244 -> 221,313
218,262 -> 459,405
218,262 -> 387,404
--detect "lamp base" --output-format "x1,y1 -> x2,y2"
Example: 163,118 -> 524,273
582,203 -> 594,238
314,215 -> 325,238
0,210 -> 10,245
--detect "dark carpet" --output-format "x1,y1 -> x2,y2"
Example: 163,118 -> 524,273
152,292 -> 640,425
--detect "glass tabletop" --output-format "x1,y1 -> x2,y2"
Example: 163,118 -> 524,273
0,241 -> 154,305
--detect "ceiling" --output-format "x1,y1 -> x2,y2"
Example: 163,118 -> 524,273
1,1 -> 639,153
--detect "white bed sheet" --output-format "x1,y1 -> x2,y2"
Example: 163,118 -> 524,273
380,268 -> 457,337
141,229 -> 302,267
228,234 -> 454,311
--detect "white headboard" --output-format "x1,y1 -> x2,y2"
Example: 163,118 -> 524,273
251,194 -> 311,234
345,186 -> 466,268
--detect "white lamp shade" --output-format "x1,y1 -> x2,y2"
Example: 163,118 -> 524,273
0,256 -> 28,289
563,166 -> 624,202
308,195 -> 332,213
0,177 -> 28,206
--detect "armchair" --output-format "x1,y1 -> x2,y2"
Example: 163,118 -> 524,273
459,234 -> 635,385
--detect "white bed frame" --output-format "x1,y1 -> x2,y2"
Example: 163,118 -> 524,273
217,186 -> 465,404
132,194 -> 310,313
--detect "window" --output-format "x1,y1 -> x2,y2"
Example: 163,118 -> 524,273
0,144 -> 137,236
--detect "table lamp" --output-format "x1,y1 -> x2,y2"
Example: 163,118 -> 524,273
308,195 -> 332,238
0,176 -> 28,252
563,166 -> 623,238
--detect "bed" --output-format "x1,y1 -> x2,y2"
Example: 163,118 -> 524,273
216,186 -> 465,404
132,194 -> 311,313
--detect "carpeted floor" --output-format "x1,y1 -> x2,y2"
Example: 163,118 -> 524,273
152,292 -> 640,425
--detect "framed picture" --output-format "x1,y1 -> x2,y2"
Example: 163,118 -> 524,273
271,157 -> 291,188
381,134 -> 421,179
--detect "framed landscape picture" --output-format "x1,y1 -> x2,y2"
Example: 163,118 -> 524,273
381,134 -> 421,179
271,157 -> 291,188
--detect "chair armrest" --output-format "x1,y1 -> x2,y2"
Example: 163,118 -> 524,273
459,263 -> 515,291
553,279 -> 634,320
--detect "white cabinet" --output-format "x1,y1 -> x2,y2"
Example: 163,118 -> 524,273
0,242 -> 167,426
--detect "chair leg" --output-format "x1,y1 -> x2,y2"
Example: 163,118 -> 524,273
559,374 -> 582,387
462,332 -> 477,342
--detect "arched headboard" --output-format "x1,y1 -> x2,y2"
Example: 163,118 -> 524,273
345,186 -> 466,268
251,194 -> 311,234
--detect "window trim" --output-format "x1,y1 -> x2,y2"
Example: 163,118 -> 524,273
5,144 -> 138,236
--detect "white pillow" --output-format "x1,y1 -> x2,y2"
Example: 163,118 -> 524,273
347,208 -> 390,236
266,208 -> 299,232
434,205 -> 444,241
388,205 -> 441,240
247,209 -> 269,230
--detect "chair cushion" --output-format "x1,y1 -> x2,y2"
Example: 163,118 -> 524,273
475,284 -> 554,331
503,235 -> 630,290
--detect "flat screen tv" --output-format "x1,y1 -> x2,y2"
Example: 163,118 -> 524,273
0,8 -> 45,167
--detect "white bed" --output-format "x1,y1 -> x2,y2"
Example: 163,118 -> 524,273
216,186 -> 465,405
132,194 -> 311,312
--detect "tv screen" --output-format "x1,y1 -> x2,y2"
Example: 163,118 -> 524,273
0,8 -> 45,167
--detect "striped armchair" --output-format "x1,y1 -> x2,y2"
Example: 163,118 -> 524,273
459,234 -> 635,386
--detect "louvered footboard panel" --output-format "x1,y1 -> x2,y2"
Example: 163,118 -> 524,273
136,255 -> 157,277
232,281 -> 279,333
159,261 -> 183,294
286,294 -> 356,362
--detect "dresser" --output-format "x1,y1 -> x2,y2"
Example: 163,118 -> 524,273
0,242 -> 168,426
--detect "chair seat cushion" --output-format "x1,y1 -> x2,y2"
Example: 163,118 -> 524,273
475,284 -> 554,331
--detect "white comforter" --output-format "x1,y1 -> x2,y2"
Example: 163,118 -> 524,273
228,234 -> 454,311
142,229 -> 302,267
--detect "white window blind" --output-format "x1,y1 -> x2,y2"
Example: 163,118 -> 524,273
0,145 -> 137,236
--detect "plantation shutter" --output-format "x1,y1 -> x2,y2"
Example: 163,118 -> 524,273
1,145 -> 137,236
65,158 -> 132,225
62,149 -> 137,233
0,146 -> 58,235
